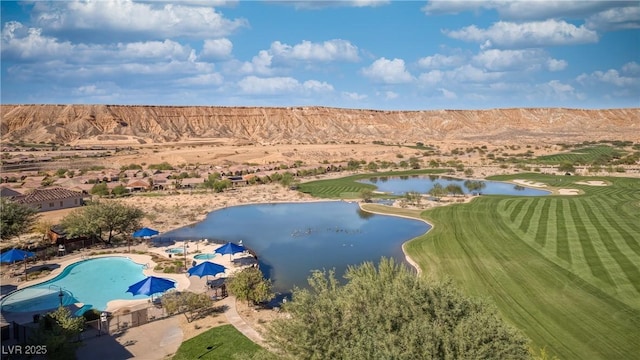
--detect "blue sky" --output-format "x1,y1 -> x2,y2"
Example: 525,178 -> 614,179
1,1 -> 638,110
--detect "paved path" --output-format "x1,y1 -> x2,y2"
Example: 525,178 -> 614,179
220,296 -> 266,346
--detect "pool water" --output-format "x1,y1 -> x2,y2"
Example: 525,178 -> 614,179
161,201 -> 430,293
358,175 -> 551,196
165,248 -> 184,254
193,253 -> 216,260
1,257 -> 151,313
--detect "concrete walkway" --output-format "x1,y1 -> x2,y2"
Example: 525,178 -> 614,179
220,296 -> 266,346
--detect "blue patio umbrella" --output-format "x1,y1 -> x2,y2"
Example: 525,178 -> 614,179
133,227 -> 159,238
0,248 -> 35,263
188,261 -> 227,279
126,276 -> 176,300
214,242 -> 246,260
1,248 -> 36,282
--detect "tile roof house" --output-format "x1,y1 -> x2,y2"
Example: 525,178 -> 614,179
0,186 -> 22,198
12,187 -> 87,212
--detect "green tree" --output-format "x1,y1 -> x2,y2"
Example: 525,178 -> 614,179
267,258 -> 531,360
404,191 -> 422,206
445,184 -> 464,197
29,306 -> 85,360
90,182 -> 109,197
112,184 -> 129,197
60,201 -> 144,245
558,161 -> 576,173
0,198 -> 39,241
227,267 -> 274,306
360,189 -> 374,203
464,180 -> 486,193
428,183 -> 447,201
162,291 -> 212,323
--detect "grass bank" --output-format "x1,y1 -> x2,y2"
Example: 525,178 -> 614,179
172,324 -> 263,360
350,173 -> 639,359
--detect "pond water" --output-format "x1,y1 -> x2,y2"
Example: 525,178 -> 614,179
358,175 -> 550,196
161,201 -> 430,293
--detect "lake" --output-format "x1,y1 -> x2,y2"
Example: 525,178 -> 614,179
358,175 -> 551,196
161,201 -> 430,293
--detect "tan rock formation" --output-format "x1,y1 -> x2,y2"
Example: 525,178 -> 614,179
1,104 -> 638,145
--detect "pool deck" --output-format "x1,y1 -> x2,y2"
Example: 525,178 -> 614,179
1,241 -> 263,359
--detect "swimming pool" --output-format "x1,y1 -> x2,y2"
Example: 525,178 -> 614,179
165,248 -> 184,254
193,253 -> 216,260
1,257 -> 152,313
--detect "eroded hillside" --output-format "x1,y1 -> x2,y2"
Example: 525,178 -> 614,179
1,105 -> 638,145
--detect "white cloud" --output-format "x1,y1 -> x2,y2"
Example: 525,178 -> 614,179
546,80 -> 575,94
270,39 -> 359,62
473,49 -> 537,71
546,58 -> 568,72
449,64 -> 504,82
302,80 -> 334,92
1,21 -> 74,59
438,88 -> 457,99
418,64 -> 504,87
343,92 -> 368,101
579,69 -> 638,87
32,0 -> 248,40
200,38 -> 233,60
240,50 -> 274,75
445,20 -> 599,48
237,76 -> 333,95
176,73 -> 224,86
361,57 -> 413,84
622,61 -> 640,76
418,54 -> 465,69
73,84 -> 107,96
1,21 -> 198,64
423,1 -> 624,21
286,1 -> 390,10
384,91 -> 398,100
117,39 -> 193,61
536,80 -> 579,101
418,70 -> 445,86
585,6 -> 640,30
577,63 -> 640,91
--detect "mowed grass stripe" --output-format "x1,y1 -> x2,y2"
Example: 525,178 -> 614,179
412,196 -> 640,359
509,198 -> 527,223
590,197 -> 640,258
568,201 -> 615,286
533,198 -> 551,248
556,199 -> 572,264
516,198 -> 537,234
544,199 -> 559,262
580,199 -> 640,294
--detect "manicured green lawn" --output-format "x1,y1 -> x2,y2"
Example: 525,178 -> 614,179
298,168 -> 446,198
400,173 -> 640,359
535,145 -> 626,164
172,324 -> 263,360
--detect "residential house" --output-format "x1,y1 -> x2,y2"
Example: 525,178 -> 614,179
0,186 -> 22,198
180,177 -> 205,189
125,179 -> 150,192
12,187 -> 87,212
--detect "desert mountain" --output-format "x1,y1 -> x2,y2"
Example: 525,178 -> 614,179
1,105 -> 638,145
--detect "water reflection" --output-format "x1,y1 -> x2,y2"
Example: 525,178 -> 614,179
357,175 -> 550,196
161,201 -> 430,292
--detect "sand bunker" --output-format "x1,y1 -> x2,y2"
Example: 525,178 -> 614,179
558,189 -> 580,195
513,179 -> 547,188
575,181 -> 608,186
